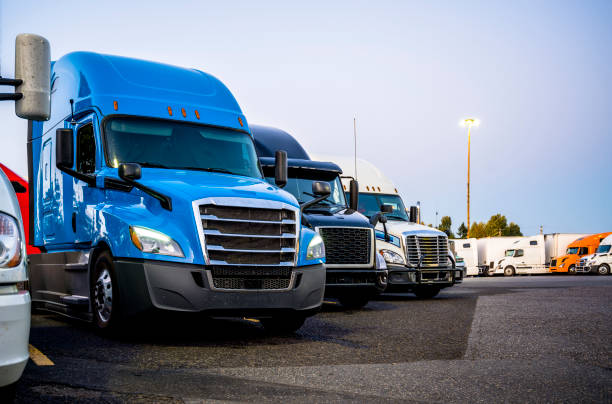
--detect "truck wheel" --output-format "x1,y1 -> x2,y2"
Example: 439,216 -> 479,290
413,287 -> 440,299
597,264 -> 610,275
91,251 -> 119,330
338,295 -> 370,309
503,266 -> 515,276
568,265 -> 576,274
261,315 -> 306,334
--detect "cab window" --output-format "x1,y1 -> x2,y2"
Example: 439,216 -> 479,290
578,247 -> 588,255
515,249 -> 524,257
77,124 -> 96,174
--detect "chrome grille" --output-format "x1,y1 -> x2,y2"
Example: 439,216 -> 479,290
405,235 -> 449,267
318,227 -> 373,267
199,203 -> 297,267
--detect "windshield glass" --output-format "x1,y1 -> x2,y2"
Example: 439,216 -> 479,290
566,247 -> 579,255
505,250 -> 515,257
597,245 -> 611,254
350,193 -> 409,221
265,173 -> 346,211
104,117 -> 262,178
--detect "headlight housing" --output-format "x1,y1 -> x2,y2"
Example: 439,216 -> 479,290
306,234 -> 325,260
0,213 -> 22,268
130,226 -> 184,257
380,249 -> 404,265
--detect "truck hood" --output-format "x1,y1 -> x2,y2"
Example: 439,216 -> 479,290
380,220 -> 447,238
123,168 -> 299,208
303,208 -> 371,229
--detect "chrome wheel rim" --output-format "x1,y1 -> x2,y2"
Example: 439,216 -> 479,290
94,268 -> 113,323
598,265 -> 608,275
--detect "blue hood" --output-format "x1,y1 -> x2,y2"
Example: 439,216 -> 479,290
132,168 -> 299,207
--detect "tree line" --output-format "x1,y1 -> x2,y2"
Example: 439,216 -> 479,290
434,214 -> 522,239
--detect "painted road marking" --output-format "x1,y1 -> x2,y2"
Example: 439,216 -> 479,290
323,300 -> 338,305
29,344 -> 54,366
243,318 -> 260,323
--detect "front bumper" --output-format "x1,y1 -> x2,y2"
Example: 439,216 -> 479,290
549,266 -> 568,273
324,268 -> 388,296
114,259 -> 326,318
0,291 -> 30,387
384,264 -> 460,292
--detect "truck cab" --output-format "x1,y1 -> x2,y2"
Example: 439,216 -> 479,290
16,47 -> 326,332
314,154 -> 462,298
549,233 -> 612,274
580,234 -> 612,275
495,235 -> 548,275
251,125 -> 387,308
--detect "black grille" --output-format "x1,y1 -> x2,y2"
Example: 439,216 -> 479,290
210,266 -> 292,290
319,227 -> 372,265
208,250 -> 295,265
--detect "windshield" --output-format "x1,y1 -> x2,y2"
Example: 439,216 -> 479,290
566,247 -> 579,255
597,245 -> 611,254
350,193 -> 409,221
505,250 -> 515,257
265,173 -> 346,211
104,117 -> 262,178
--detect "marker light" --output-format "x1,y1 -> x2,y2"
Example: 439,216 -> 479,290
195,110 -> 200,120
238,117 -> 244,127
0,213 -> 22,268
181,108 -> 186,118
129,226 -> 184,257
167,106 -> 173,116
113,101 -> 118,111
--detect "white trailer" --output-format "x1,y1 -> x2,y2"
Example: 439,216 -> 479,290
450,238 -> 479,276
451,237 -> 522,276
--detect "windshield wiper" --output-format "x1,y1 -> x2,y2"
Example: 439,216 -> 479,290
178,167 -> 239,175
133,162 -> 170,169
386,215 -> 408,221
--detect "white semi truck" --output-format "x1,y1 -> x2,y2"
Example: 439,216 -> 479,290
451,237 -> 522,276
493,233 -> 588,275
313,154 -> 463,298
581,235 -> 612,275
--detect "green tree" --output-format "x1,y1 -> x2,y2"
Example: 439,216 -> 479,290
437,216 -> 455,238
503,222 -> 523,236
469,221 -> 487,238
485,214 -> 507,237
457,222 -> 468,239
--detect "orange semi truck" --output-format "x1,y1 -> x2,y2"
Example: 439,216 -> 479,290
549,232 -> 612,273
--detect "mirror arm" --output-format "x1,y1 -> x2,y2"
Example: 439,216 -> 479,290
57,165 -> 96,187
120,177 -> 172,211
0,77 -> 23,100
299,194 -> 330,215
382,221 -> 390,242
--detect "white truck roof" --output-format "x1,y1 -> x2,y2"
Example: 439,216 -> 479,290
310,154 -> 400,195
599,234 -> 612,246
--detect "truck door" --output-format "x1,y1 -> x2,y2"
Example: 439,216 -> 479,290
73,115 -> 102,244
41,138 -> 55,242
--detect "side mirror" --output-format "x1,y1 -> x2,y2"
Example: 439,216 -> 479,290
15,34 -> 51,121
119,163 -> 142,181
312,181 -> 331,197
274,150 -> 288,188
349,179 -> 359,211
409,205 -> 418,223
56,128 -> 74,169
381,204 -> 393,214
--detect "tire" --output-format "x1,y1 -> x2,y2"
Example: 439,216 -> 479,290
503,266 -> 515,277
597,264 -> 610,276
0,382 -> 17,403
568,265 -> 576,274
261,315 -> 306,335
91,251 -> 120,330
337,295 -> 370,309
413,286 -> 440,299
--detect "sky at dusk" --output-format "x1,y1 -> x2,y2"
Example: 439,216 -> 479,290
1,0 -> 611,235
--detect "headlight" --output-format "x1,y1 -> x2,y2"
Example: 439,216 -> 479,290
130,226 -> 184,257
380,249 -> 404,265
0,213 -> 22,268
306,234 -> 325,260
560,263 -> 565,268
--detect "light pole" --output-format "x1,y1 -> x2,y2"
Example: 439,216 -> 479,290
460,118 -> 480,238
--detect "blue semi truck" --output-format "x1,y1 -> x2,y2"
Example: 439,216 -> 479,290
251,125 -> 388,308
2,35 -> 327,332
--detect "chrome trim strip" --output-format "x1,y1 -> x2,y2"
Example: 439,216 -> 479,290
203,230 -> 295,238
208,261 -> 295,266
316,226 -> 375,269
201,215 -> 296,224
206,246 -> 296,253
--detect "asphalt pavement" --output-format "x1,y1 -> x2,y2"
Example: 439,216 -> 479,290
14,276 -> 612,403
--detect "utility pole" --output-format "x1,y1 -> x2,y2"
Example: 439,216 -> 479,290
461,118 -> 479,238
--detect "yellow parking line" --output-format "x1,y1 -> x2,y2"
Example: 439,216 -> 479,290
243,317 -> 260,323
28,344 -> 54,366
323,300 -> 338,305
